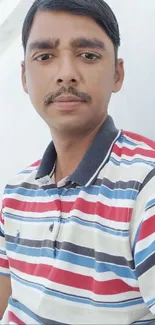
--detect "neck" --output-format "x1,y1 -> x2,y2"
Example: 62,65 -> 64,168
51,117 -> 107,183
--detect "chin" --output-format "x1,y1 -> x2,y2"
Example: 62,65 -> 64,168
49,119 -> 89,135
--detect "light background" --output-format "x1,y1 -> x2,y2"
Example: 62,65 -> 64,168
0,0 -> 155,199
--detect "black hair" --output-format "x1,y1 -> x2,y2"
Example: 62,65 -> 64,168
22,0 -> 120,59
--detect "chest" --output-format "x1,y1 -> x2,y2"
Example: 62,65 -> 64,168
4,185 -> 136,273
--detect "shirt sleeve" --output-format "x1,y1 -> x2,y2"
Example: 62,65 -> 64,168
0,208 -> 10,276
134,172 -> 155,316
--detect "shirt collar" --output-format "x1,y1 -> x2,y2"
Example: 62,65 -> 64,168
35,115 -> 121,186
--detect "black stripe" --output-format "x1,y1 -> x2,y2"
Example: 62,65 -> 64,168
136,252 -> 155,277
95,178 -> 141,191
6,235 -> 134,268
5,182 -> 57,190
146,203 -> 155,212
131,320 -> 155,324
6,183 -> 39,190
6,235 -> 55,249
0,229 -> 4,238
139,168 -> 155,193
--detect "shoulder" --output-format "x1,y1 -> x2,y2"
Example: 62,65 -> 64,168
115,130 -> 155,164
123,130 -> 155,151
2,160 -> 42,210
110,130 -> 155,187
7,160 -> 41,186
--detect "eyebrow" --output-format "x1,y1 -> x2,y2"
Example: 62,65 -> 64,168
28,38 -> 60,52
28,37 -> 105,53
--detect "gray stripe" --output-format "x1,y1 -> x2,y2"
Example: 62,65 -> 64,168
59,241 -> 134,269
6,235 -> 134,268
95,178 -> 141,190
139,168 -> 155,193
6,183 -> 39,191
6,235 -> 55,249
6,182 -> 57,191
37,315 -> 69,325
6,178 -> 141,191
136,252 -> 155,277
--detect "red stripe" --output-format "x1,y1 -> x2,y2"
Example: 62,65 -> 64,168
137,215 -> 155,241
124,131 -> 155,150
9,259 -> 139,295
4,198 -> 62,213
8,311 -> 26,325
0,258 -> 9,269
0,210 -> 4,225
4,198 -> 131,222
113,143 -> 155,159
29,160 -> 41,167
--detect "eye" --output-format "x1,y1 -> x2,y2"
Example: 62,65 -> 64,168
80,53 -> 101,61
35,54 -> 54,61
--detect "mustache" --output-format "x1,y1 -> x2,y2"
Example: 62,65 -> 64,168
44,86 -> 92,107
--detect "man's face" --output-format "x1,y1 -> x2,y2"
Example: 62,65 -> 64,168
22,11 -> 124,136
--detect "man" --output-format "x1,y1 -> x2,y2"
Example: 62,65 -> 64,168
0,0 -> 155,324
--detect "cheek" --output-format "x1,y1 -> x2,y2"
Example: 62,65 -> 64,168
89,74 -> 114,99
87,65 -> 114,90
25,69 -> 47,107
87,68 -> 115,109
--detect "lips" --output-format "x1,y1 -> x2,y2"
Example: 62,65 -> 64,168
53,95 -> 83,103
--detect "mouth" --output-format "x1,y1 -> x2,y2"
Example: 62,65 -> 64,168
52,95 -> 85,110
53,95 -> 84,103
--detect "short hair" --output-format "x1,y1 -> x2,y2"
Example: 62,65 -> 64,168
22,0 -> 120,60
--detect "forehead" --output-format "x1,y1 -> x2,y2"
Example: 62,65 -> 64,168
26,10 -> 113,49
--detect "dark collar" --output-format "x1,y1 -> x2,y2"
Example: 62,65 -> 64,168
35,116 -> 121,186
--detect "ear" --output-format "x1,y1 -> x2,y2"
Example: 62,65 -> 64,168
21,61 -> 28,94
113,58 -> 124,93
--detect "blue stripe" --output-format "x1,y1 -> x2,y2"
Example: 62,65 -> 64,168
4,185 -> 138,200
146,198 -> 155,210
99,187 -> 138,200
0,249 -> 6,255
18,170 -> 34,175
6,242 -> 55,258
110,157 -> 155,168
5,213 -> 62,223
57,250 -> 137,279
118,136 -> 137,147
5,213 -> 128,236
132,222 -> 142,256
135,241 -> 155,266
147,297 -> 155,308
9,297 -> 41,323
6,242 -> 136,280
11,272 -> 142,308
0,271 -> 10,276
69,217 -> 129,236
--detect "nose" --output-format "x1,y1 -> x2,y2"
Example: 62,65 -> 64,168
55,56 -> 80,87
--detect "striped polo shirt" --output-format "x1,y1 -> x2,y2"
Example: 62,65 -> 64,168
1,116 -> 155,324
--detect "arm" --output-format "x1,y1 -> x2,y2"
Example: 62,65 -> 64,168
0,275 -> 11,319
0,209 -> 11,320
133,172 -> 155,316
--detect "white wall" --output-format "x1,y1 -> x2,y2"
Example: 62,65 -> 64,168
0,0 -> 155,199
